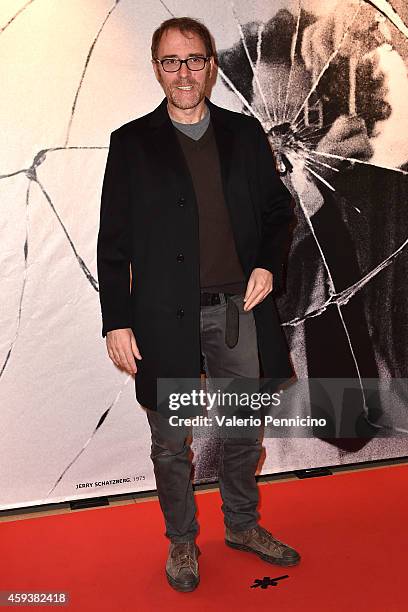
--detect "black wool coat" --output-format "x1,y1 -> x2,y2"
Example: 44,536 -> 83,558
97,96 -> 295,410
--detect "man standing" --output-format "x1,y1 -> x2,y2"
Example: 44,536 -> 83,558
97,17 -> 300,592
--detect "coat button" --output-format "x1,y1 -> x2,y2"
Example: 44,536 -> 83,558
176,308 -> 185,318
177,197 -> 185,207
176,253 -> 184,263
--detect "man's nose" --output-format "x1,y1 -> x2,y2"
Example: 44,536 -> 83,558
179,62 -> 190,77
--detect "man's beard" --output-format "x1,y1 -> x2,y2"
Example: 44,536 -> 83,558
164,78 -> 207,110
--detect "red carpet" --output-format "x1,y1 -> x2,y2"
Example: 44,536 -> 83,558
2,464 -> 407,611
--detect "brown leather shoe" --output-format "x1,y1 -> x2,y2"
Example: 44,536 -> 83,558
165,541 -> 200,592
225,525 -> 300,567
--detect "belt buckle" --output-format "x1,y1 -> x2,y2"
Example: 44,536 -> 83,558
200,291 -> 220,307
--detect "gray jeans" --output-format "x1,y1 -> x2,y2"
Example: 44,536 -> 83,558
146,293 -> 262,542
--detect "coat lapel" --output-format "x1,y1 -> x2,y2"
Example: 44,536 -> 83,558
205,97 -> 235,205
148,98 -> 195,193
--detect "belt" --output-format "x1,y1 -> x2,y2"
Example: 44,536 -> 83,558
200,292 -> 240,349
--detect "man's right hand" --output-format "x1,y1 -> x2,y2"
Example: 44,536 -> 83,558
314,115 -> 373,180
106,328 -> 142,375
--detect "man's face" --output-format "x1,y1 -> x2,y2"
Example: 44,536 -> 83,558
152,28 -> 214,110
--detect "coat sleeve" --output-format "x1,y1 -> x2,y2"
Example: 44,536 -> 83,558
252,119 -> 294,293
97,129 -> 132,338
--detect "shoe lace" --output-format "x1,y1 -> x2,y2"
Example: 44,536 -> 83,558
173,543 -> 197,573
255,526 -> 285,551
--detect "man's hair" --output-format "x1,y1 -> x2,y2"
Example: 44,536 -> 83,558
151,17 -> 214,59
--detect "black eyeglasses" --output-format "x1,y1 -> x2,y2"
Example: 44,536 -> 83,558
154,56 -> 211,72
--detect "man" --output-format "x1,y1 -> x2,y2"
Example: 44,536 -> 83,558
97,17 -> 300,593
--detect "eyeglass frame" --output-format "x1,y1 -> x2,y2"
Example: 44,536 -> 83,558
153,55 -> 212,72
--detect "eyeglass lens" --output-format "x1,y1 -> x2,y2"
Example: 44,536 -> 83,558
161,57 -> 206,72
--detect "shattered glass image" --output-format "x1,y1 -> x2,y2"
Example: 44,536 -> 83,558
215,0 -> 408,448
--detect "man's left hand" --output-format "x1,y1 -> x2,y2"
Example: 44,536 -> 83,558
243,268 -> 273,311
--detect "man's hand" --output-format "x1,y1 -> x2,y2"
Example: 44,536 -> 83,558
243,268 -> 273,311
313,115 -> 373,180
106,328 -> 142,375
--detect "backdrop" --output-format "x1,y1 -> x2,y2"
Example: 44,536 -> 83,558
1,0 -> 408,510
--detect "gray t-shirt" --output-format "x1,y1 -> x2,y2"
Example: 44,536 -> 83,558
170,106 -> 210,140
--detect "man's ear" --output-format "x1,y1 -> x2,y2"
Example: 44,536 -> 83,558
151,59 -> 160,82
208,56 -> 215,78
